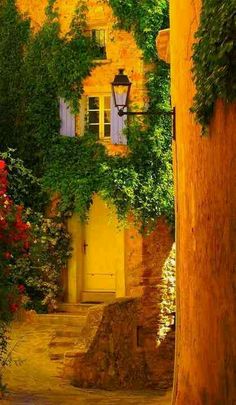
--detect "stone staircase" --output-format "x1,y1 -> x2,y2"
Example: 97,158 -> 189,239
36,304 -> 92,361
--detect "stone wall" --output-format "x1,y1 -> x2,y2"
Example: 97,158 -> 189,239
64,299 -> 148,389
64,219 -> 176,390
139,220 -> 175,388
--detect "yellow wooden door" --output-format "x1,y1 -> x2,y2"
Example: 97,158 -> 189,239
83,195 -> 124,292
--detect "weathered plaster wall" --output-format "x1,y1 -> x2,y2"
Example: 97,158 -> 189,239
170,0 -> 236,403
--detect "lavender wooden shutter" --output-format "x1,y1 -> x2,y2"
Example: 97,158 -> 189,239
111,94 -> 127,145
60,98 -> 75,137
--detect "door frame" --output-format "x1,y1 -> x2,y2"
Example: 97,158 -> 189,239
66,200 -> 126,304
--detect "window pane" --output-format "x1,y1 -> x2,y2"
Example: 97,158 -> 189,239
89,111 -> 99,124
104,110 -> 111,124
99,30 -> 105,47
104,96 -> 111,110
92,30 -> 105,47
89,124 -> 99,137
89,97 -> 99,110
104,124 -> 111,137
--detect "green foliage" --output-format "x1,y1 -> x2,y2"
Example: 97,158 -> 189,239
11,211 -> 71,313
43,133 -> 107,220
107,0 -> 173,228
22,0 -> 96,175
107,0 -> 169,60
191,1 -> 236,133
0,0 -> 173,232
102,123 -> 174,231
43,0 -> 174,231
0,0 -> 30,152
0,150 -> 71,313
0,0 -> 96,176
0,150 -> 48,213
44,125 -> 174,231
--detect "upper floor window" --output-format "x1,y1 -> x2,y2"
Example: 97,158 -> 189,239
92,29 -> 107,60
88,96 -> 111,140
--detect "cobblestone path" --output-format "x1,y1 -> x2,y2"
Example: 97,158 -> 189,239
1,321 -> 172,405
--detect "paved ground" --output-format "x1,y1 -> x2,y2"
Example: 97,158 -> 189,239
1,321 -> 172,405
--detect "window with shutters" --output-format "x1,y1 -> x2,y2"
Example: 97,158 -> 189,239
88,95 -> 111,140
59,98 -> 76,137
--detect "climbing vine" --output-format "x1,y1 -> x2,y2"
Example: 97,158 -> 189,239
23,0 -> 97,176
43,0 -> 174,230
191,1 -> 236,133
0,0 -> 173,231
107,0 -> 169,61
0,0 -> 30,153
0,0 -> 96,176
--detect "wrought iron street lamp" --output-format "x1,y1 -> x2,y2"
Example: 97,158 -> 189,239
111,69 -> 176,138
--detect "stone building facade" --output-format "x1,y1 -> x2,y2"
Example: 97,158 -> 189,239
17,0 -> 175,389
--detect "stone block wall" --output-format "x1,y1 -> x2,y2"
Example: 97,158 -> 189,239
64,298 -> 148,389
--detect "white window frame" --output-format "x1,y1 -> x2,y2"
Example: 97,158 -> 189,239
87,94 -> 111,140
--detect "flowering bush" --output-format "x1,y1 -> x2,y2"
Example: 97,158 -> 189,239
0,151 -> 71,313
12,211 -> 71,313
0,160 -> 30,322
0,159 -> 30,391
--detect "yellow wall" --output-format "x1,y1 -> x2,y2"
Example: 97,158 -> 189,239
170,0 -> 236,403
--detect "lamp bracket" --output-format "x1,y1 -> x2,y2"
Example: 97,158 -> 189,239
117,107 -> 176,140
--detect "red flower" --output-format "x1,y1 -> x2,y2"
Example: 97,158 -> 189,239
18,284 -> 25,294
23,241 -> 30,250
9,303 -> 19,313
0,160 -> 6,169
3,251 -> 12,260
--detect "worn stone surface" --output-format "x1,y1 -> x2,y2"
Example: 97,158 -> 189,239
2,321 -> 171,404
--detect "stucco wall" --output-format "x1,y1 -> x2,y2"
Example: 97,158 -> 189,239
170,0 -> 236,403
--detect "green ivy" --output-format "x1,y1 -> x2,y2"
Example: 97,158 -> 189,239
43,0 -> 174,231
191,1 -> 236,133
101,123 -> 173,231
0,0 -> 96,176
0,149 -> 48,212
43,133 -> 107,220
0,0 -> 173,231
107,0 -> 169,61
0,0 -> 30,152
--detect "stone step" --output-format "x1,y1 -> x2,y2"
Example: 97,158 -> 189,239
36,313 -> 87,327
49,348 -> 67,360
55,326 -> 84,338
49,336 -> 78,348
58,303 -> 93,314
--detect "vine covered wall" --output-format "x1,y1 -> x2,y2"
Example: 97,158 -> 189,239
192,0 -> 236,133
1,0 -> 173,231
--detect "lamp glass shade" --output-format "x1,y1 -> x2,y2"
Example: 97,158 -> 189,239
111,69 -> 132,111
